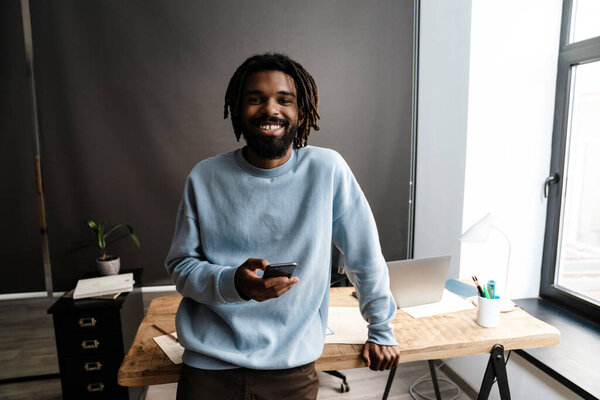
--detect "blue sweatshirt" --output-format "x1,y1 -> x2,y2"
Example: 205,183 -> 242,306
165,146 -> 397,370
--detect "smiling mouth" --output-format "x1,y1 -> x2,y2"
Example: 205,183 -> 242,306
254,121 -> 287,136
258,124 -> 282,131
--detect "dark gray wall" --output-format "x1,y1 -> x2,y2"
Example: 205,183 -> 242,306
1,0 -> 45,293
4,0 -> 414,292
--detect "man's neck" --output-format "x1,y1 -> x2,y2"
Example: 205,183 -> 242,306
243,146 -> 293,169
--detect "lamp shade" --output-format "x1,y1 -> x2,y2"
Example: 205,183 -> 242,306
460,213 -> 496,243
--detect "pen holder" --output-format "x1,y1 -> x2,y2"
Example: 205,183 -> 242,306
476,296 -> 501,328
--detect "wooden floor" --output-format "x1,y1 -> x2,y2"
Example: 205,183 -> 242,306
0,292 -> 474,400
1,363 -> 472,400
145,364 -> 472,400
0,297 -> 59,380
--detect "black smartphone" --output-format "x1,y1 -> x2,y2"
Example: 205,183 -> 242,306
262,263 -> 298,279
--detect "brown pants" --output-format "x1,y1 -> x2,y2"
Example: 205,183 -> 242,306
176,362 -> 319,400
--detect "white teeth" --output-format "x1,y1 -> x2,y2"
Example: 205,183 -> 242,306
259,124 -> 282,131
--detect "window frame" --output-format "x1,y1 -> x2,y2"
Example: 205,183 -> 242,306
540,0 -> 600,321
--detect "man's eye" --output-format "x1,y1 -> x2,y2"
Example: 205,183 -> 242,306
248,97 -> 262,104
279,98 -> 292,104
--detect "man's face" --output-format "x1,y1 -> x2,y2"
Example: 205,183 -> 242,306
240,70 -> 300,159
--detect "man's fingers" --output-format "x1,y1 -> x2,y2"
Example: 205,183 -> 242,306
384,350 -> 395,371
362,343 -> 401,371
244,258 -> 269,271
373,356 -> 383,371
266,277 -> 299,290
361,345 -> 371,368
272,278 -> 299,297
386,354 -> 396,370
263,276 -> 290,288
381,346 -> 394,371
376,348 -> 386,371
249,276 -> 299,301
275,285 -> 293,297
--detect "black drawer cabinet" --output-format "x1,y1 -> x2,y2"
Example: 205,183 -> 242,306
48,269 -> 144,400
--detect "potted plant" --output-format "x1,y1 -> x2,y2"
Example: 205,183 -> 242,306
87,219 -> 141,275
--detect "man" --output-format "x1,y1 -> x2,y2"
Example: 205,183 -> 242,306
165,53 -> 400,399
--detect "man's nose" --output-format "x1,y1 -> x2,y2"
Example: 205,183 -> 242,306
260,98 -> 279,115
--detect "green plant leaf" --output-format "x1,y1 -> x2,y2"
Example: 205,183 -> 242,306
97,231 -> 105,252
104,223 -> 127,239
129,233 -> 141,248
87,219 -> 140,255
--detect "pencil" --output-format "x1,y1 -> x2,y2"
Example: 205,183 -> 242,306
471,275 -> 486,298
152,323 -> 178,342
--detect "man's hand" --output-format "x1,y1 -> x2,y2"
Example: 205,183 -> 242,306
234,258 -> 299,302
361,341 -> 401,371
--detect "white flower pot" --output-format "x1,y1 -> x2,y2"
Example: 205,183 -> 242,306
96,256 -> 121,275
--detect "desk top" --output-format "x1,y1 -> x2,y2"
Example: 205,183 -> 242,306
118,287 -> 560,386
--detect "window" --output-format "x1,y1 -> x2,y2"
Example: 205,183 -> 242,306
569,0 -> 600,43
541,0 -> 600,320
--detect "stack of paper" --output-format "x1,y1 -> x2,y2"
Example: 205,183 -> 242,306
325,307 -> 368,344
73,273 -> 134,300
401,289 -> 475,318
154,333 -> 184,364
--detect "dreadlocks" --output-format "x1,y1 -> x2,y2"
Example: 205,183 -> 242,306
224,53 -> 320,148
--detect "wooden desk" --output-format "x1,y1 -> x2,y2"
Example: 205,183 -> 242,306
118,287 -> 560,396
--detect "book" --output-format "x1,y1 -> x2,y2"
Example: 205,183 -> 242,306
73,273 -> 134,300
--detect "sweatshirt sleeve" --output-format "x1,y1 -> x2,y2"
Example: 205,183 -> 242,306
164,176 -> 246,305
331,157 -> 398,346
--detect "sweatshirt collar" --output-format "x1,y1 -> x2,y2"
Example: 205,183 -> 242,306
233,147 -> 297,178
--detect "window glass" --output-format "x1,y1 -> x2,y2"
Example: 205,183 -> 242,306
556,61 -> 600,303
570,0 -> 600,43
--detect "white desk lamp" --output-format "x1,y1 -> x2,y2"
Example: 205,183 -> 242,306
460,213 -> 515,311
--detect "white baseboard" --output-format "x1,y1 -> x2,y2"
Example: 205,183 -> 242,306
141,285 -> 177,293
0,285 -> 177,301
0,291 -> 65,300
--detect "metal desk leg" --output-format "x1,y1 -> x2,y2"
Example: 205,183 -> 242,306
477,344 -> 511,400
381,367 -> 397,400
382,361 -> 441,400
428,360 -> 442,400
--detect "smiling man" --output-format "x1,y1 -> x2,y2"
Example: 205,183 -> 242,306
165,53 -> 400,400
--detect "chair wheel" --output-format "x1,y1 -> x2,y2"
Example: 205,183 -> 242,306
340,382 -> 350,393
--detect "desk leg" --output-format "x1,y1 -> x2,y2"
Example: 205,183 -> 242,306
381,367 -> 397,400
428,360 -> 442,400
477,344 -> 511,400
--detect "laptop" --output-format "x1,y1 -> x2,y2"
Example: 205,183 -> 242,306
387,255 -> 451,308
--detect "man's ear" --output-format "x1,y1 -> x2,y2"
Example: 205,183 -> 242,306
298,110 -> 305,125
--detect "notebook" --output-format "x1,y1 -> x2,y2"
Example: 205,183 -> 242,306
387,255 -> 451,308
73,273 -> 134,300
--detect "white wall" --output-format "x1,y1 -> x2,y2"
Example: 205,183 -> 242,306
416,0 -> 580,399
414,0 -> 471,278
449,353 -> 582,400
460,0 -> 562,300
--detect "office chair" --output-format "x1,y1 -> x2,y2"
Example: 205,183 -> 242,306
323,245 -> 351,392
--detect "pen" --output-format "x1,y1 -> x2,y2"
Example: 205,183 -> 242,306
471,275 -> 486,298
487,280 -> 496,298
152,323 -> 178,342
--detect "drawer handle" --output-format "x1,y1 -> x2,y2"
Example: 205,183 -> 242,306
78,317 -> 97,327
84,361 -> 102,371
81,339 -> 100,349
86,382 -> 105,392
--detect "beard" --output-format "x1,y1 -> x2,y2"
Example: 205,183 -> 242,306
241,116 -> 298,160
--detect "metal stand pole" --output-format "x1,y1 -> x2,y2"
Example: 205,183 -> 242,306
20,0 -> 53,297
